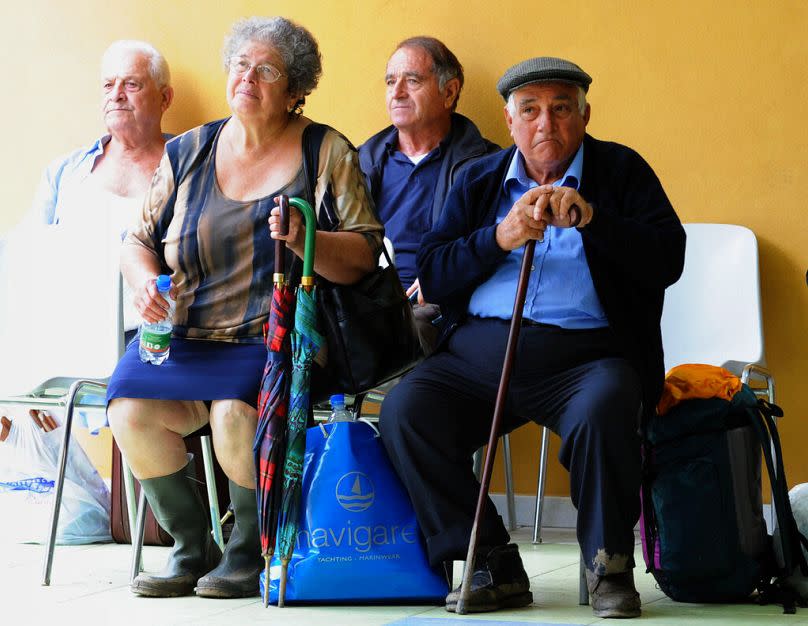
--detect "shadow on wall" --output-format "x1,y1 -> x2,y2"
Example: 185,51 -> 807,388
755,235 -> 804,321
164,71 -> 228,136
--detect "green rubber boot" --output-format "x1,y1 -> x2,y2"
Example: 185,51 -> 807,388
196,481 -> 262,598
130,458 -> 222,597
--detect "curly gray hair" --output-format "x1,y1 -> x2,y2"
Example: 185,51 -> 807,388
223,16 -> 322,114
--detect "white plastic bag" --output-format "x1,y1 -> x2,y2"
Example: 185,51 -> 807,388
0,411 -> 112,544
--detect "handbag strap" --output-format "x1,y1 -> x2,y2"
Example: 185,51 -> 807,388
287,123 -> 330,288
301,122 -> 339,232
290,123 -> 394,284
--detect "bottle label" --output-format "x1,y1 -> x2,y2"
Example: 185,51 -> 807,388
140,329 -> 171,353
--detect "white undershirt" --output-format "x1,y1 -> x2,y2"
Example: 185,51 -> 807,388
53,176 -> 142,331
407,152 -> 429,165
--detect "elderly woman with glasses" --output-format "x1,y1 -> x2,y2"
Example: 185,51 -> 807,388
106,16 -> 383,599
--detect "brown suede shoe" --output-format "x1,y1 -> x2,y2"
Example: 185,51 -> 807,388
585,569 -> 641,618
445,544 -> 533,613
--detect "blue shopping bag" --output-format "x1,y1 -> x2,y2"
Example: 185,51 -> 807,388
260,420 -> 448,604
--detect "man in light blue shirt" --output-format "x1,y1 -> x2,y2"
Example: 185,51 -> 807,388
4,40 -> 173,438
381,56 -> 685,618
30,40 -> 173,233
468,143 -> 608,327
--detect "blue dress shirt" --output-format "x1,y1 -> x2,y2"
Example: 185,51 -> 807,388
467,144 -> 608,329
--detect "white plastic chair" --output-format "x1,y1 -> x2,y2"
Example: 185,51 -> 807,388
0,225 -> 223,585
661,223 -> 773,396
529,222 -> 773,550
0,224 -> 131,584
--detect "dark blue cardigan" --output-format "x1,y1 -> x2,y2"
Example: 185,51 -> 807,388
416,134 -> 686,412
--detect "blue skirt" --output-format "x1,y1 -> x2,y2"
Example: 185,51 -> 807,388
107,335 -> 267,408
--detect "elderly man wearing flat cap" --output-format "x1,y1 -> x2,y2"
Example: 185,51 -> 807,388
380,57 -> 685,618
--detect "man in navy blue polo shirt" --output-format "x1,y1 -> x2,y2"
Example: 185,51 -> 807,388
380,57 -> 685,617
359,36 -> 498,353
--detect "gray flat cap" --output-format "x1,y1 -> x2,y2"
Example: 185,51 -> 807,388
497,57 -> 592,100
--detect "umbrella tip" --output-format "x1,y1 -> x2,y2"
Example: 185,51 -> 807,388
278,561 -> 289,608
263,559 -> 270,607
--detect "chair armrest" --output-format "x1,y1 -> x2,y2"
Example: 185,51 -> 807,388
741,363 -> 775,404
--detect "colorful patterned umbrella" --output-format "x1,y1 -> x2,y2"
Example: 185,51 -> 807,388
275,197 -> 320,607
254,197 -> 293,607
276,282 -> 323,605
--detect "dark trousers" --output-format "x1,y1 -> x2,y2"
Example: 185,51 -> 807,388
379,317 -> 642,574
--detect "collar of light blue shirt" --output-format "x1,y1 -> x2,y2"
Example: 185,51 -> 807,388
504,142 -> 584,192
82,135 -> 111,172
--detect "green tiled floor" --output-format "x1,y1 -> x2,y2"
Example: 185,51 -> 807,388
3,527 -> 806,625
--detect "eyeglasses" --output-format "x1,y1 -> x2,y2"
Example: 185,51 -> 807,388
228,56 -> 284,83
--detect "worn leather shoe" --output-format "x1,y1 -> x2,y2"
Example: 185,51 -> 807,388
445,544 -> 533,613
585,569 -> 641,618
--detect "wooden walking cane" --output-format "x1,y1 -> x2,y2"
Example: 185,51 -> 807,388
455,205 -> 580,615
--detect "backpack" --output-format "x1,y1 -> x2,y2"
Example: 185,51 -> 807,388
640,364 -> 808,612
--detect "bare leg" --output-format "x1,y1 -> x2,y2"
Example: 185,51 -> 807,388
108,398 -> 209,479
208,399 -> 257,488
109,397 -> 219,597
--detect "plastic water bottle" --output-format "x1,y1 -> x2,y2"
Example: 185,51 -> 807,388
139,275 -> 174,365
328,394 -> 354,423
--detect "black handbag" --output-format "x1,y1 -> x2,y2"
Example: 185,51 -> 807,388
298,124 -> 423,399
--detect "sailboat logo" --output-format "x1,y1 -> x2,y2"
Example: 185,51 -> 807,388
335,472 -> 375,512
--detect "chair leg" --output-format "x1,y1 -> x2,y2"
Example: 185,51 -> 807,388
200,435 -> 224,551
579,553 -> 589,605
130,486 -> 148,583
41,400 -> 76,585
442,561 -> 454,589
41,380 -> 94,585
472,438 -> 515,530
353,393 -> 365,419
502,434 -> 516,531
122,460 -> 139,541
532,426 -> 550,544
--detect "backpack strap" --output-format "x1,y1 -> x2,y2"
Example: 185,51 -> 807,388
640,439 -> 660,576
748,399 -> 808,576
744,397 -> 808,614
755,401 -> 808,574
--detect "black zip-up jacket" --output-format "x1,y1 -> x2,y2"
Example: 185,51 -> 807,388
358,113 -> 500,225
417,134 -> 686,413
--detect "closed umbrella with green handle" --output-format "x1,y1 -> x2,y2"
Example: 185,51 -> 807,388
253,197 -> 293,607
275,197 -> 322,607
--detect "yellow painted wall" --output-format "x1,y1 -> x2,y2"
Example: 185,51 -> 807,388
2,0 -> 806,497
